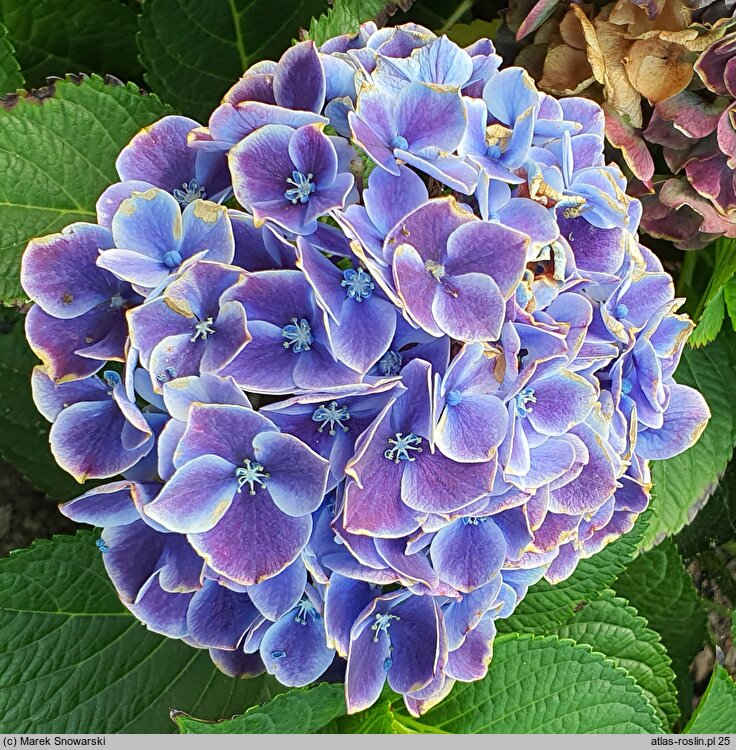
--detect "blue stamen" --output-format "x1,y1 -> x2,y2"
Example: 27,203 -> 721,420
613,303 -> 629,319
312,401 -> 350,435
425,259 -> 446,281
282,317 -> 313,353
190,316 -> 216,342
109,293 -> 125,309
371,612 -> 400,642
383,657 -> 393,672
390,135 -> 409,151
462,516 -> 489,526
341,267 -> 374,302
285,171 -> 316,204
156,366 -> 178,383
446,389 -> 463,406
270,650 -> 287,659
103,370 -> 121,395
486,144 -> 502,159
514,388 -> 536,418
294,597 -> 318,624
172,179 -> 207,207
378,350 -> 403,376
163,250 -> 183,269
621,378 -> 634,395
384,432 -> 423,463
235,458 -> 269,495
95,538 -> 109,553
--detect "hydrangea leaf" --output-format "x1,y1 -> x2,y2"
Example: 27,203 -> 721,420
724,277 -> 736,331
444,19 -> 501,47
0,0 -> 142,89
393,634 -> 662,733
643,331 -> 736,550
319,701 -> 396,734
684,666 -> 736,734
0,531 -> 287,733
497,510 -> 649,634
694,237 -> 736,322
614,539 -> 708,720
0,310 -> 86,500
689,288 -> 725,349
308,1 -> 400,46
138,0 -> 328,121
0,20 -> 22,94
0,75 -> 172,306
550,590 -> 679,730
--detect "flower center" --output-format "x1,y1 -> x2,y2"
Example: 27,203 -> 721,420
621,378 -> 634,395
446,389 -> 462,406
103,370 -> 121,396
425,259 -> 446,282
190,316 -> 216,342
312,401 -> 351,435
156,366 -> 178,383
282,317 -> 313,353
613,303 -> 629,319
172,179 -> 207,207
371,612 -> 400,642
390,135 -> 409,151
514,388 -> 536,418
163,250 -> 183,269
462,516 -> 489,526
235,458 -> 269,495
109,293 -> 125,309
378,350 -> 403,376
285,171 -> 316,204
384,432 -> 423,463
341,267 -> 374,302
294,597 -> 318,624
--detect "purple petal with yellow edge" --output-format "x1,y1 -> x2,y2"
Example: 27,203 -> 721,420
253,431 -> 329,517
230,211 -> 295,271
96,249 -> 170,289
21,223 -> 116,318
30,366 -> 107,421
345,598 -> 393,713
149,332 -> 207,386
532,511 -> 581,552
200,300 -> 251,373
174,403 -> 276,468
288,124 -> 337,186
178,200 -> 234,265
527,369 -> 597,436
364,165 -> 429,235
157,419 -> 183,481
248,559 -> 306,621
636,383 -> 709,459
492,506 -> 533,560
397,149 -> 478,194
343,471 -> 420,538
435,393 -> 507,463
162,373 -> 250,422
444,575 -> 502,649
96,180 -> 153,228
110,188 -> 182,259
325,574 -> 378,657
446,616 -> 495,681
128,574 -> 191,638
374,537 -> 439,588
210,648 -> 265,678
323,553 -> 399,585
127,297 -> 191,368
296,236 -> 344,323
430,517 -> 506,593
116,115 -> 199,191
523,436 -> 577,489
144,454 -> 237,533
60,480 -> 139,526
498,198 -> 559,251
431,272 -> 506,342
445,220 -> 528,297
348,110 -> 399,175
260,605 -> 335,687
386,594 -> 441,695
273,41 -> 326,113
393,243 -> 444,337
615,271 -> 675,330
190,493 -> 312,585
186,579 -> 260,649
395,82 -> 467,153
224,268 -> 311,327
543,542 -> 580,583
402,450 -> 494,515
547,424 -> 616,514
292,338 -> 362,391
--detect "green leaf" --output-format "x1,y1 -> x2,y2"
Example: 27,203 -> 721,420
444,18 -> 501,46
0,0 -> 142,89
695,237 -> 736,321
0,531 -> 287,733
395,634 -> 662,733
643,332 -> 736,549
689,289 -> 725,349
322,700 -> 396,734
138,0 -> 328,121
0,310 -> 84,500
497,510 -> 649,634
0,74 -> 172,305
550,590 -> 679,729
684,666 -> 736,734
175,683 -> 347,734
724,276 -> 736,331
308,0 -> 389,45
0,20 -> 22,94
614,539 -> 708,720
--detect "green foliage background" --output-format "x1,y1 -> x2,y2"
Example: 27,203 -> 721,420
0,0 -> 733,735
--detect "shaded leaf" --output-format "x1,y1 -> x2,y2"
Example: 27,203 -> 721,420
690,288 -> 726,349
0,531 -> 286,733
0,20 -> 22,94
550,590 -> 679,729
138,0 -> 328,121
684,666 -> 736,734
445,19 -> 501,47
614,539 -> 708,720
0,75 -> 171,305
